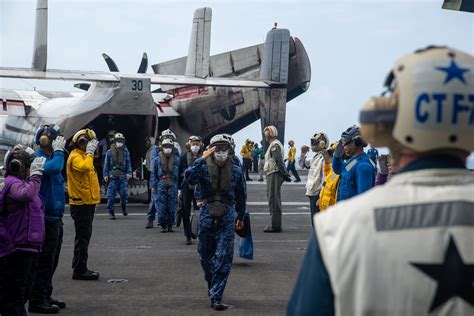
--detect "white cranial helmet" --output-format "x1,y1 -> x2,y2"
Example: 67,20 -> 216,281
161,129 -> 176,140
210,134 -> 231,146
360,46 -> 474,154
161,138 -> 174,147
114,133 -> 125,141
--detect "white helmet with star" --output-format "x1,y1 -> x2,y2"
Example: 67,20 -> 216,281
360,46 -> 474,154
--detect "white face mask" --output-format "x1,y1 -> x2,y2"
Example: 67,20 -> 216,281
116,142 -> 123,148
214,151 -> 228,162
191,145 -> 200,154
163,148 -> 172,155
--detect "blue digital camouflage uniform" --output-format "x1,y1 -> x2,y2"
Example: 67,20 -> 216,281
103,146 -> 132,214
185,157 -> 246,303
150,152 -> 180,227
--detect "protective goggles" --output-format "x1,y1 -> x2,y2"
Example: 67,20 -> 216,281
212,143 -> 230,151
188,135 -> 202,142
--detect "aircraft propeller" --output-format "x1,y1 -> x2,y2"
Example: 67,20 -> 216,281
74,52 -> 149,91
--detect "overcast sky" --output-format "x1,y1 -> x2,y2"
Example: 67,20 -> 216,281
1,0 -> 473,166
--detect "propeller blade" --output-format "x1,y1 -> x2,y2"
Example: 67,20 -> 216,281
137,52 -> 148,73
74,83 -> 91,91
102,53 -> 119,72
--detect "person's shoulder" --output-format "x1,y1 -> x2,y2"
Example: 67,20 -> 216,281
356,160 -> 375,173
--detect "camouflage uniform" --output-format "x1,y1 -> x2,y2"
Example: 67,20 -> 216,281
150,152 -> 179,228
103,145 -> 132,215
185,157 -> 246,303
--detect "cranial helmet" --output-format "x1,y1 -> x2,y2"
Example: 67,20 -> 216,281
210,134 -> 231,146
71,129 -> 97,146
35,124 -> 61,145
360,46 -> 474,154
4,145 -> 36,177
161,138 -> 174,147
188,135 -> 202,142
114,133 -> 125,141
341,126 -> 367,147
263,126 -> 278,138
161,129 -> 176,141
310,133 -> 329,149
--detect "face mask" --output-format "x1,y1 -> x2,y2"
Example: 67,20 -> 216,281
116,142 -> 123,148
191,145 -> 200,153
214,151 -> 228,162
163,148 -> 172,155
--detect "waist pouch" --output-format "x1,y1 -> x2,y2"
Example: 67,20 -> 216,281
161,176 -> 174,190
111,169 -> 122,178
208,201 -> 225,218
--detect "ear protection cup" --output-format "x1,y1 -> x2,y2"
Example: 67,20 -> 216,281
354,136 -> 363,147
8,159 -> 24,176
35,126 -> 46,145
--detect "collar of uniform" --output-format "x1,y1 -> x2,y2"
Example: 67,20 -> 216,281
398,154 -> 466,174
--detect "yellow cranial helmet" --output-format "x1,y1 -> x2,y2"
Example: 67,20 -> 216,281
71,129 -> 97,145
360,46 -> 474,154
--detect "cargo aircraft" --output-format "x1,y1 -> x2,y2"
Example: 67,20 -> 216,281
0,1 -> 311,172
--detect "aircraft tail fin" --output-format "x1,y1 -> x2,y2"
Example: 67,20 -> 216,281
185,7 -> 212,78
32,0 -> 48,71
259,27 -> 290,145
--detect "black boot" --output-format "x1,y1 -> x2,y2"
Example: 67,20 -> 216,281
185,238 -> 192,245
161,225 -> 168,233
145,220 -> 153,229
168,225 -> 174,232
72,270 -> 100,280
211,299 -> 230,311
28,300 -> 60,314
109,211 -> 116,220
48,298 -> 66,309
121,204 -> 128,216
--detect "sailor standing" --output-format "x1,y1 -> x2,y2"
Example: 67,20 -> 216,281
185,134 -> 246,311
151,138 -> 180,232
103,133 -> 132,220
288,46 -> 474,316
262,126 -> 291,233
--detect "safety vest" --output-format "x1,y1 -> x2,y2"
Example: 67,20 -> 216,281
315,168 -> 474,316
67,149 -> 100,205
319,162 -> 339,211
263,140 -> 284,175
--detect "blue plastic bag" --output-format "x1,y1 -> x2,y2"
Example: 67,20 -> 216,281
237,212 -> 253,260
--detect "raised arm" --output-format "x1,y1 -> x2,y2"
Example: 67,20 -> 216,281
42,151 -> 65,176
7,175 -> 42,203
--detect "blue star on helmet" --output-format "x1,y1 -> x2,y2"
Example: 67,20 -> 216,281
436,60 -> 470,85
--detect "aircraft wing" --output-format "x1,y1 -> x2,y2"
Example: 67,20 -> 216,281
0,67 -> 272,88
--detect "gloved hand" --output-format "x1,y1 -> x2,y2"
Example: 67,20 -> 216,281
334,141 -> 344,159
321,149 -> 331,163
86,139 -> 99,155
378,155 -> 389,175
52,136 -> 66,152
30,157 -> 46,177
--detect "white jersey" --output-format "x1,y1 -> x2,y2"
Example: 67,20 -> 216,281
314,168 -> 474,316
301,152 -> 324,197
263,140 -> 284,176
